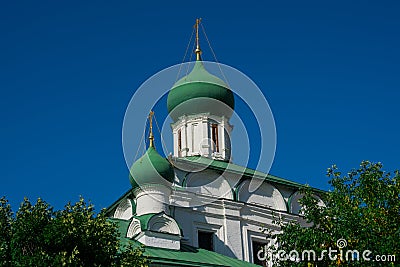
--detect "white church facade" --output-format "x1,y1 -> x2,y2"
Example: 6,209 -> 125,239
106,20 -> 323,266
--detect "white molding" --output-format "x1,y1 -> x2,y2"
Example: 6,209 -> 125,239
244,228 -> 275,266
148,213 -> 181,236
130,213 -> 181,250
171,190 -> 301,223
127,218 -> 141,238
113,198 -> 133,220
136,230 -> 181,250
193,221 -> 224,252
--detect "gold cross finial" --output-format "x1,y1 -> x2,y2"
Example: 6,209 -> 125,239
194,18 -> 202,61
148,111 -> 154,147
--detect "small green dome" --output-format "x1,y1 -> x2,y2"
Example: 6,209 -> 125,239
167,61 -> 235,121
129,146 -> 174,190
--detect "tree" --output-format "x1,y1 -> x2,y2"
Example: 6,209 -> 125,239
267,161 -> 399,266
0,197 -> 149,267
0,197 -> 12,266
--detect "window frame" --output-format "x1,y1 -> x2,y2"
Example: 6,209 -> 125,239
197,230 -> 214,251
177,129 -> 182,156
211,123 -> 219,152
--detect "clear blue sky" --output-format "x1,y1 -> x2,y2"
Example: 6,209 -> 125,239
1,0 -> 399,211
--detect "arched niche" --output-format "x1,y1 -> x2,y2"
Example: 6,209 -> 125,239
184,169 -> 234,200
237,179 -> 287,211
148,213 -> 181,236
127,218 -> 141,238
113,198 -> 134,220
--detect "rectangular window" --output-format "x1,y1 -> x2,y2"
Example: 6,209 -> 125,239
198,231 -> 214,251
211,124 -> 219,152
252,240 -> 267,266
178,129 -> 182,155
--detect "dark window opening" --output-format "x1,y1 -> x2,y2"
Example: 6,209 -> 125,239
198,231 -> 214,251
252,240 -> 268,266
178,129 -> 182,156
211,124 -> 219,152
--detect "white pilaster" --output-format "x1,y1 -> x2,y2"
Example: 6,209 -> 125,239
170,113 -> 233,161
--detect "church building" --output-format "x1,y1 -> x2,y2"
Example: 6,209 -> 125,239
106,20 -> 323,267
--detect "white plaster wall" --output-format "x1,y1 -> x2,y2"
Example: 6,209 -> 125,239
171,190 -> 301,263
237,180 -> 287,211
185,170 -> 233,200
134,186 -> 171,216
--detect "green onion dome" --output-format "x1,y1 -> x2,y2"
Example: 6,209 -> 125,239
129,146 -> 175,190
167,61 -> 235,121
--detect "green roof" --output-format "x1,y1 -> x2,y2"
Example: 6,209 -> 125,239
167,61 -> 235,121
109,218 -> 131,238
110,218 -> 258,267
138,242 -> 258,267
129,146 -> 175,189
173,61 -> 229,88
134,213 -> 155,230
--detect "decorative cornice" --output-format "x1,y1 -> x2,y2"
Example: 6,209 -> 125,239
132,183 -> 172,197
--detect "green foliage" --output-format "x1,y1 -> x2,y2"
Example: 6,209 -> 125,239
0,197 -> 12,266
268,161 -> 399,266
11,197 -> 53,266
117,244 -> 148,267
0,196 -> 149,267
